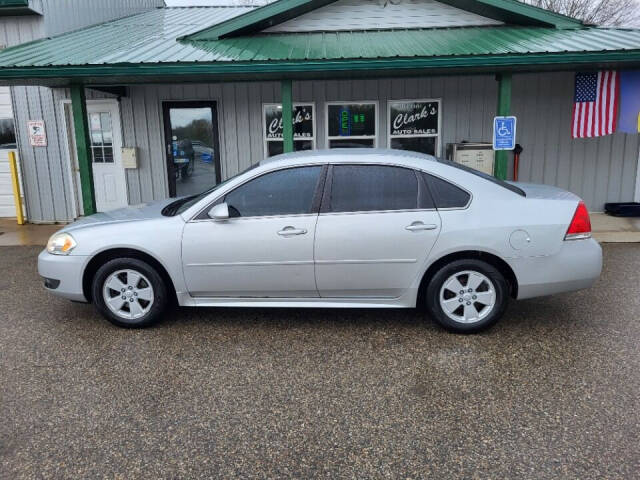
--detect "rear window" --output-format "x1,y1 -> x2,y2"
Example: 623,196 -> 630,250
436,158 -> 526,197
423,173 -> 471,209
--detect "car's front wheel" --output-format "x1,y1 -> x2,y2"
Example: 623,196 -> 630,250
92,258 -> 168,328
425,259 -> 509,333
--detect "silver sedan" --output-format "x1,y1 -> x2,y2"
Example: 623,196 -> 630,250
39,149 -> 602,333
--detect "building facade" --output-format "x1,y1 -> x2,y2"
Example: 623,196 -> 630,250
0,0 -> 163,218
0,0 -> 639,222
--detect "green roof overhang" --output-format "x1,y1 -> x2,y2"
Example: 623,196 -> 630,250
184,0 -> 583,40
0,50 -> 638,87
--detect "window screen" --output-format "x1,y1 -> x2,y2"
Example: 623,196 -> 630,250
225,166 -> 322,217
423,173 -> 470,209
330,165 -> 418,213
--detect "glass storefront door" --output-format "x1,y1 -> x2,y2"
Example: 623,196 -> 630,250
162,102 -> 221,198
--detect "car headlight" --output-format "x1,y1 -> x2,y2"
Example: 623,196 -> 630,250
46,232 -> 77,255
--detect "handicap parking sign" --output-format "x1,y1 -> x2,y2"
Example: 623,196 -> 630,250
493,116 -> 517,151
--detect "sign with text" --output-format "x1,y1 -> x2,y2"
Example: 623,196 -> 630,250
27,120 -> 47,147
328,104 -> 376,137
389,101 -> 439,136
493,116 -> 517,150
264,104 -> 314,139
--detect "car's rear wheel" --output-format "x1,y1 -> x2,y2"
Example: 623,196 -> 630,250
425,259 -> 509,333
92,258 -> 168,328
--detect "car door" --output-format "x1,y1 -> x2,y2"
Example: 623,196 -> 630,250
314,164 -> 441,298
181,165 -> 325,298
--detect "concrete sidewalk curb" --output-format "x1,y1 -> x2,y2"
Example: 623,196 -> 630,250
594,232 -> 640,243
591,213 -> 640,244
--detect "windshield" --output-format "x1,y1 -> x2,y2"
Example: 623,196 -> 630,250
436,158 -> 526,197
162,163 -> 261,216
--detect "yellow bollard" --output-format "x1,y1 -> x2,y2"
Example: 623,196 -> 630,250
8,151 -> 25,225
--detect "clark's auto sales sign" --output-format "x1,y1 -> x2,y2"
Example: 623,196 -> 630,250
389,101 -> 439,136
265,104 -> 314,139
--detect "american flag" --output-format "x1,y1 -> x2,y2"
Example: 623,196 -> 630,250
572,71 -> 619,138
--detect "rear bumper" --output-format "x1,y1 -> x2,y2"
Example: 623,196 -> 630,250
511,238 -> 602,300
38,249 -> 88,302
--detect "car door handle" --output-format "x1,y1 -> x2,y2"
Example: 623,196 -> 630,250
405,222 -> 438,232
277,226 -> 308,236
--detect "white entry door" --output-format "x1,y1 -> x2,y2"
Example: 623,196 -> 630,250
87,101 -> 127,212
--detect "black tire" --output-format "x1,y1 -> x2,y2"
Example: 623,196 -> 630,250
425,259 -> 509,334
92,257 -> 168,328
181,158 -> 194,178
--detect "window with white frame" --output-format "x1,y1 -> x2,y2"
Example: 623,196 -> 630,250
263,103 -> 315,157
326,102 -> 377,148
388,99 -> 440,156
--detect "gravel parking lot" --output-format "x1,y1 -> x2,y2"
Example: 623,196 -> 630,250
1,244 -> 639,479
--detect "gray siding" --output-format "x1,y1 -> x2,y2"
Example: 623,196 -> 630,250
266,0 -> 502,32
11,86 -> 77,222
116,74 -> 638,213
19,72 -> 640,221
2,0 -> 163,222
0,15 -> 44,47
0,0 -> 163,47
114,76 -> 497,205
511,72 -> 640,210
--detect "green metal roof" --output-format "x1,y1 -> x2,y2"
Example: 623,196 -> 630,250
0,7 -> 637,84
185,0 -> 583,41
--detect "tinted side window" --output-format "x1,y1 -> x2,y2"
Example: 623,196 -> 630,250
225,166 -> 322,217
423,173 -> 470,209
330,165 -> 418,213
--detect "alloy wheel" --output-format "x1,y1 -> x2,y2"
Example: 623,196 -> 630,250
439,270 -> 496,324
102,269 -> 154,320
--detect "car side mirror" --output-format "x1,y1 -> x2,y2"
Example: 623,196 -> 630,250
208,202 -> 229,221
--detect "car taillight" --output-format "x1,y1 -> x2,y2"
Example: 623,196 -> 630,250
565,201 -> 591,240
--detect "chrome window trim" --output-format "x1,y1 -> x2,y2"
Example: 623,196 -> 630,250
189,212 -> 319,223
319,208 -> 437,217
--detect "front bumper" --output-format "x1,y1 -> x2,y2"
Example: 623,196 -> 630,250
511,238 -> 603,300
38,249 -> 89,302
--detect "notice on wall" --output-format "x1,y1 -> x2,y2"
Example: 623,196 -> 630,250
493,116 -> 517,151
389,101 -> 439,136
27,120 -> 47,147
264,104 -> 314,139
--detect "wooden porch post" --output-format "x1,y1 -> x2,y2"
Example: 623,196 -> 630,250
70,84 -> 96,215
494,73 -> 512,181
281,79 -> 294,153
